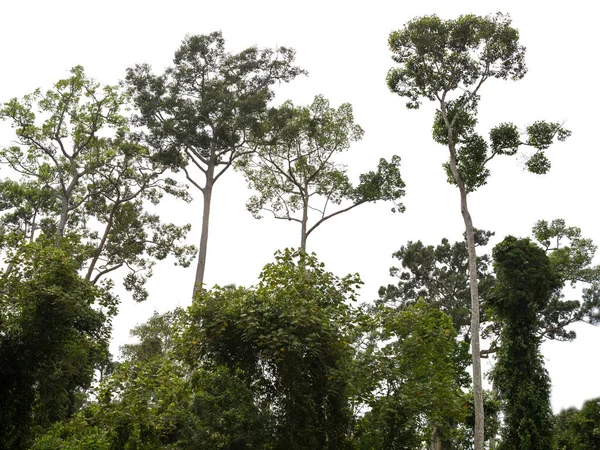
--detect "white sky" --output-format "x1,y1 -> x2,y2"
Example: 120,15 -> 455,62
1,0 -> 598,413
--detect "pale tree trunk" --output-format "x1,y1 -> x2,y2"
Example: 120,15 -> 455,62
447,140 -> 485,450
300,198 -> 308,252
56,173 -> 81,239
192,167 -> 214,297
430,426 -> 443,450
57,196 -> 70,238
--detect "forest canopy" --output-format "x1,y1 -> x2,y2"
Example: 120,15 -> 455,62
0,10 -> 598,450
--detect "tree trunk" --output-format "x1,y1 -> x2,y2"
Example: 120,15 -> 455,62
463,191 -> 485,450
489,382 -> 499,450
85,204 -> 118,282
447,141 -> 485,450
57,197 -> 69,238
56,175 -> 80,239
300,199 -> 308,252
430,426 -> 443,450
192,174 -> 214,297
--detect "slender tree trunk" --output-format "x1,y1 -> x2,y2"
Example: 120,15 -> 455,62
300,198 -> 308,252
489,382 -> 499,450
192,173 -> 214,297
447,140 -> 485,450
463,192 -> 485,450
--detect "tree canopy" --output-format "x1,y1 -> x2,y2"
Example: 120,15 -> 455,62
126,31 -> 304,294
0,12 -> 598,450
237,94 -> 405,251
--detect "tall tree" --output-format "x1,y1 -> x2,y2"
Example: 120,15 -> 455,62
126,32 -> 304,295
237,95 -> 406,251
387,13 -> 570,448
0,66 -> 195,301
491,236 -> 561,450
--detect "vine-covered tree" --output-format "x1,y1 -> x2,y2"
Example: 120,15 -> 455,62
491,236 -> 561,450
237,95 -> 406,251
126,32 -> 304,295
387,14 -> 570,447
183,249 -> 360,449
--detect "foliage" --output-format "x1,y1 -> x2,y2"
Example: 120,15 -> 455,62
0,66 -> 195,301
0,241 -> 115,450
532,219 -> 600,341
183,249 -> 360,449
33,250 -> 362,449
353,300 -> 470,449
120,308 -> 184,362
554,398 -> 600,450
32,311 -> 269,450
491,236 -> 561,450
378,229 -> 495,339
237,94 -> 405,251
382,219 -> 600,346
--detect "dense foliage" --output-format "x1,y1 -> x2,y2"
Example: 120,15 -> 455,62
491,237 -> 560,449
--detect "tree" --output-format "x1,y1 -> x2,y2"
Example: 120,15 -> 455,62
490,236 -> 561,450
0,240 -> 116,449
353,300 -> 470,449
237,95 -> 406,251
387,14 -> 570,448
126,32 -> 304,295
0,66 -> 195,301
182,249 -> 360,449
